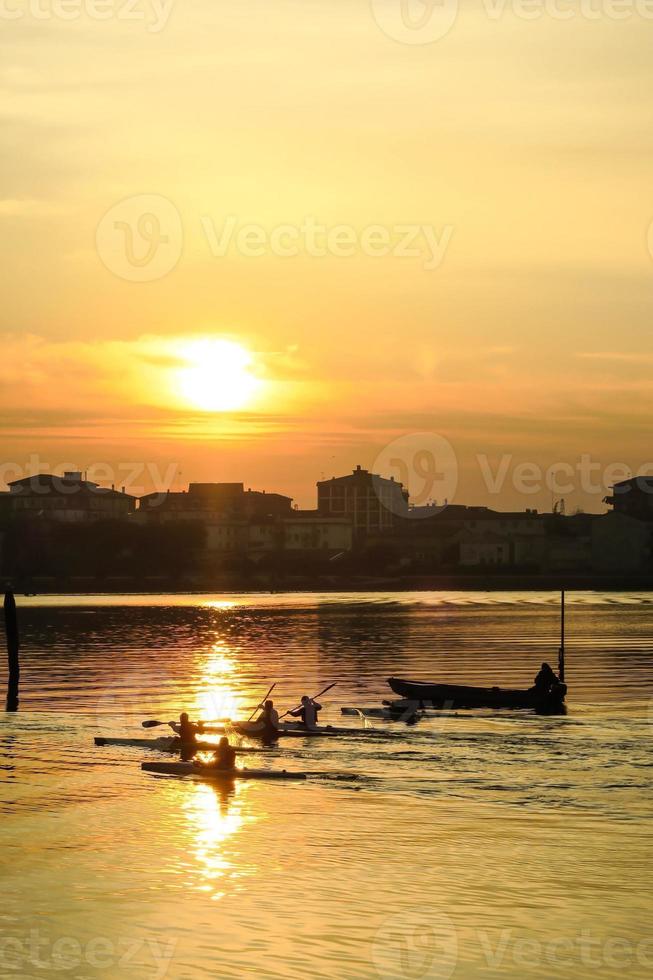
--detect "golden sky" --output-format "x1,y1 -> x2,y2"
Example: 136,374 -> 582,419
2,2 -> 653,510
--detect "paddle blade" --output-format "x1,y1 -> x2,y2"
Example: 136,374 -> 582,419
142,720 -> 165,728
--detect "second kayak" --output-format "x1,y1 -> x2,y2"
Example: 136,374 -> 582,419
205,721 -> 394,739
142,761 -> 307,781
94,736 -> 261,754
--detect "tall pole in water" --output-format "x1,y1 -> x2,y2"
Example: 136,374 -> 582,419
558,589 -> 566,683
4,590 -> 19,711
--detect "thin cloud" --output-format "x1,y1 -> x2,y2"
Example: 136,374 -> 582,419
577,351 -> 653,363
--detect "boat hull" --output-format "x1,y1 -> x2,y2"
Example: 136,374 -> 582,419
208,722 -> 393,739
387,677 -> 567,712
141,761 -> 306,780
94,736 -> 260,754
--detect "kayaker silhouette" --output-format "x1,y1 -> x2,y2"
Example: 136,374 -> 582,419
171,712 -> 201,758
254,699 -> 280,737
202,736 -> 236,771
289,695 -> 322,730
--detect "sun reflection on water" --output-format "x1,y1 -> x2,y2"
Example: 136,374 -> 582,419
195,643 -> 240,722
182,782 -> 255,900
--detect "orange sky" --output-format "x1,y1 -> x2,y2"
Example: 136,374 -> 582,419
2,4 -> 653,511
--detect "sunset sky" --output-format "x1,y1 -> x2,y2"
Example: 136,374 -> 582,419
2,2 -> 653,511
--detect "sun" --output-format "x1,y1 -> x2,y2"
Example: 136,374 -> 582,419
176,338 -> 261,412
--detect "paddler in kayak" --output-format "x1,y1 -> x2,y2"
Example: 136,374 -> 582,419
202,736 -> 237,771
288,695 -> 322,731
251,699 -> 281,738
170,712 -> 201,759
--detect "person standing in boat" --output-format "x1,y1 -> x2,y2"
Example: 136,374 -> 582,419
289,695 -> 322,730
533,662 -> 559,691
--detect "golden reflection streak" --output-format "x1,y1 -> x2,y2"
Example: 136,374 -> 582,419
182,782 -> 254,899
195,642 -> 240,722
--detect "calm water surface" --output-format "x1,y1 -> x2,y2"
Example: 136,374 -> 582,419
2,592 -> 653,979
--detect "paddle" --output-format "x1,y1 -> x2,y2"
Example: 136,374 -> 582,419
141,717 -> 231,729
279,682 -> 337,720
247,682 -> 276,723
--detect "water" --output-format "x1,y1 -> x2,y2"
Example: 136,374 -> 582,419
1,592 -> 652,979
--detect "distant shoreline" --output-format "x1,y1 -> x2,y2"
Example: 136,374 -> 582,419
12,573 -> 653,595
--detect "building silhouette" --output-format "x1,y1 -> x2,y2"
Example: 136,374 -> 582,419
604,477 -> 653,521
317,465 -> 408,535
139,482 -> 293,521
5,472 -> 135,522
0,465 -> 651,581
138,481 -> 351,556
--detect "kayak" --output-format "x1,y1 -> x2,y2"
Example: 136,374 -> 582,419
206,721 -> 393,739
94,736 -> 261,754
387,676 -> 567,712
141,761 -> 307,781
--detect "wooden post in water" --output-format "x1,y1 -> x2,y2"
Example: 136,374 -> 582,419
4,589 -> 19,711
558,589 -> 566,683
